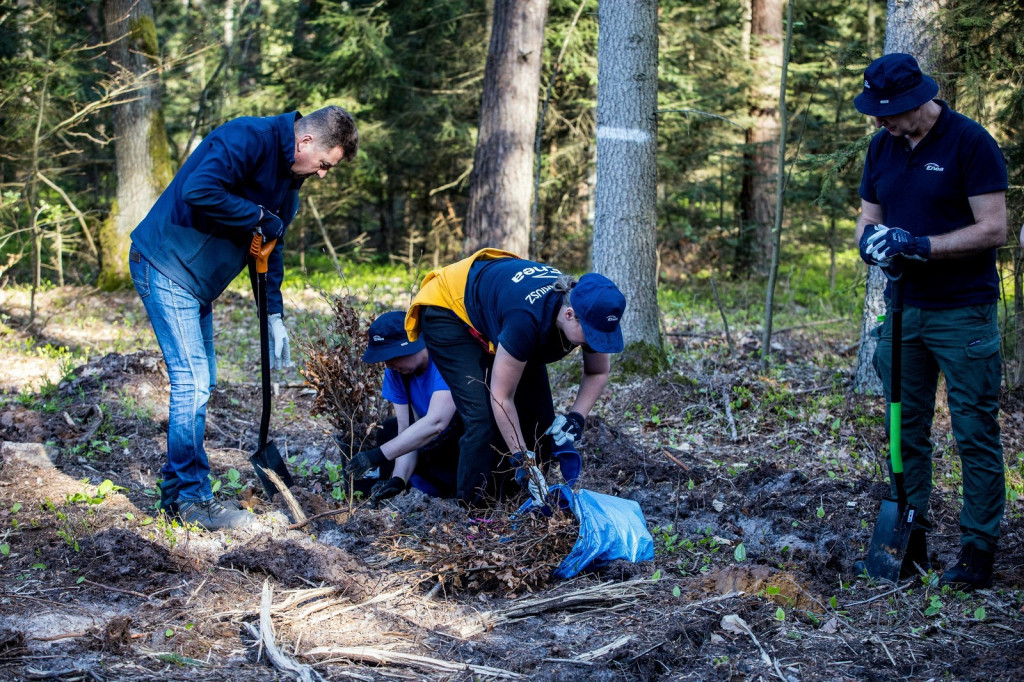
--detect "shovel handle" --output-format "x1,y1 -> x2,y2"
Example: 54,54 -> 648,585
249,234 -> 277,274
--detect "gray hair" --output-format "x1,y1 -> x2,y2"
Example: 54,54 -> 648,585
553,274 -> 578,308
297,105 -> 359,162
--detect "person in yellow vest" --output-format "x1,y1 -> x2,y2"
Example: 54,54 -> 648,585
405,249 -> 626,505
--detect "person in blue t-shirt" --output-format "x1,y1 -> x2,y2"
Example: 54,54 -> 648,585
342,312 -> 462,504
407,252 -> 625,506
129,106 -> 358,530
853,53 -> 1007,590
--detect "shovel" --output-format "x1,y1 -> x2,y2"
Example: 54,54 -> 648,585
248,233 -> 295,499
863,268 -> 916,582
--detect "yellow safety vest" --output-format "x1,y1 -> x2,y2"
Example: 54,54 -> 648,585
405,248 -> 520,354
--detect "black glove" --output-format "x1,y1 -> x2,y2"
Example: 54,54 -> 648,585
868,226 -> 931,263
370,476 -> 406,505
343,447 -> 387,480
545,411 -> 585,446
256,206 -> 285,240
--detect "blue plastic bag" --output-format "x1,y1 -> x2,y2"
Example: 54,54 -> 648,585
517,485 -> 655,579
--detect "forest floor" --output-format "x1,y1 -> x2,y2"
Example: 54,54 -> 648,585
0,282 -> 1022,681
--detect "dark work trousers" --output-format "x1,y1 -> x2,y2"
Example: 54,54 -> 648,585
873,301 -> 1004,552
419,306 -> 556,505
375,415 -> 463,498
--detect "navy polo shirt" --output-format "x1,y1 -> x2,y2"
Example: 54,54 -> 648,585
464,258 -> 576,363
859,100 -> 1007,308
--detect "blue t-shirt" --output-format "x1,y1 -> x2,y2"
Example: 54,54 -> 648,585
859,100 -> 1008,308
382,360 -> 450,419
464,258 -> 576,363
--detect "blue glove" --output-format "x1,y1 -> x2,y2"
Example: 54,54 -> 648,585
257,206 -> 285,240
268,313 -> 293,369
867,226 -> 931,263
545,411 -> 585,446
859,224 -> 892,267
510,450 -> 547,505
552,442 -> 582,486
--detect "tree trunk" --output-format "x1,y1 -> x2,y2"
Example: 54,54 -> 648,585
854,0 -> 945,393
736,0 -> 782,277
759,0 -> 793,372
99,0 -> 172,290
463,0 -> 549,257
592,0 -> 661,358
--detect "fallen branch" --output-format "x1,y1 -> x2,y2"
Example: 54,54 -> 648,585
288,507 -> 352,531
722,387 -> 738,441
721,614 -> 787,682
456,580 -> 652,638
245,579 -> 324,682
660,448 -> 690,472
265,469 -> 307,526
576,634 -> 633,662
303,646 -> 521,679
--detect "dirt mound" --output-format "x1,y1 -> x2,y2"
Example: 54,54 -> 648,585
219,535 -> 373,597
77,528 -> 190,586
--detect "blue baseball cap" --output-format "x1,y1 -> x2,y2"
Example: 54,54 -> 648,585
570,273 -> 626,354
854,53 -> 938,117
362,311 -> 425,363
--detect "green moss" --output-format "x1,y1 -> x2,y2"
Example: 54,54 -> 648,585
149,110 -> 174,190
96,199 -> 131,292
615,340 -> 669,378
130,16 -> 159,63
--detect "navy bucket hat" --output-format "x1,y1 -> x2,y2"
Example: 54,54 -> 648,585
854,53 -> 938,117
570,273 -> 626,354
362,311 -> 425,363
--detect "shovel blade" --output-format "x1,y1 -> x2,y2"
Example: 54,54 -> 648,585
864,497 -> 916,583
251,440 -> 294,500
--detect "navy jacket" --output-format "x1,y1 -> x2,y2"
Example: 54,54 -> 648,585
131,112 -> 303,313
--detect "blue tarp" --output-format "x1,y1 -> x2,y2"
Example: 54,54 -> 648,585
517,485 -> 655,579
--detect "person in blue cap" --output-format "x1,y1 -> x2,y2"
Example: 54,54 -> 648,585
342,311 -> 463,504
405,249 -> 623,506
853,53 -> 1007,589
130,106 -> 359,530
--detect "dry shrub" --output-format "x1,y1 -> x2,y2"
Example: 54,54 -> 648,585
297,293 -> 382,453
379,504 -> 579,596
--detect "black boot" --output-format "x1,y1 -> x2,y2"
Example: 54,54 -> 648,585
940,544 -> 995,590
899,529 -> 930,578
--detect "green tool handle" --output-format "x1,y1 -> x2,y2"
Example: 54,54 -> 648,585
885,269 -> 907,508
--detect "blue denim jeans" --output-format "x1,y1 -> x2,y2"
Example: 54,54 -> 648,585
130,244 -> 216,504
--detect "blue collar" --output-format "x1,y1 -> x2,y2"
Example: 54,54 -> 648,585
278,111 -> 301,175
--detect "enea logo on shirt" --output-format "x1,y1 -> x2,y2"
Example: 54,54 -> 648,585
511,265 -> 561,283
924,162 -> 944,172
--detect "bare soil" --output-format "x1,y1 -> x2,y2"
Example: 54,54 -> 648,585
0,286 -> 1022,681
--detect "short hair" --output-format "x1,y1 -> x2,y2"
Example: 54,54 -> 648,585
297,105 -> 359,162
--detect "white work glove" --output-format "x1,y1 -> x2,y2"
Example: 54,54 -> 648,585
862,224 -> 895,268
268,313 -> 293,370
512,450 -> 548,506
545,411 -> 585,446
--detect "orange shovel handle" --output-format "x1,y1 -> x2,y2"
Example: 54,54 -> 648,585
249,234 -> 277,274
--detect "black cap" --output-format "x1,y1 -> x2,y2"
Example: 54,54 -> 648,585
854,53 -> 938,117
362,311 -> 425,363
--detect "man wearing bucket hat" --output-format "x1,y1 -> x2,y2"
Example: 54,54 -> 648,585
852,53 -> 1008,589
342,311 -> 463,504
405,250 -> 624,506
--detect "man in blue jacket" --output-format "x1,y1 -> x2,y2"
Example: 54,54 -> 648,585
129,106 -> 358,530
